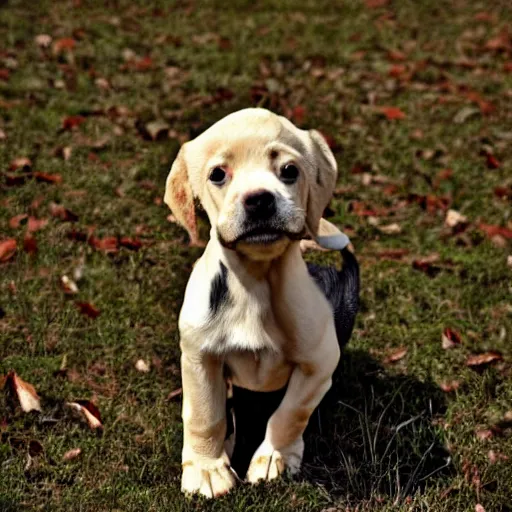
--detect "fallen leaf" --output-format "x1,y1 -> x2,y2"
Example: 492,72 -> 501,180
442,327 -> 462,349
478,223 -> 512,240
476,429 -> 493,441
27,217 -> 48,232
34,34 -> 52,48
485,153 -> 501,169
66,400 -> 103,430
507,255 -> 512,269
49,202 -> 79,222
384,347 -> 408,363
62,115 -> 85,131
9,157 -> 32,171
466,351 -> 503,368
119,237 -> 143,251
439,380 -> 460,392
375,248 -> 409,260
144,120 -> 170,140
76,302 -> 100,319
89,236 -> 118,253
23,234 -> 38,255
0,239 -> 17,263
488,450 -> 509,464
412,253 -> 442,277
62,447 -> 82,461
135,359 -> 150,373
4,371 -> 41,412
453,106 -> 480,124
34,172 -> 62,184
378,223 -> 402,235
377,106 -> 406,120
9,214 -> 28,229
445,209 -> 468,228
53,38 -> 76,54
475,505 -> 486,512
167,387 -> 183,400
61,275 -> 79,295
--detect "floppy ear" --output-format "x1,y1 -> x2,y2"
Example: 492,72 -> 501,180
306,130 -> 338,238
164,145 -> 199,245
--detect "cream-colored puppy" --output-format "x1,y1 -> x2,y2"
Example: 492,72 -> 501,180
164,108 -> 358,498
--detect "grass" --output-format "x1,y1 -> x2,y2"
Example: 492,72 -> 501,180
1,0 -> 511,510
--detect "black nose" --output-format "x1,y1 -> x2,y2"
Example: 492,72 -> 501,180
243,190 -> 276,219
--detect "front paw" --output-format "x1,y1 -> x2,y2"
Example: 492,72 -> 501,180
246,437 -> 304,484
181,453 -> 237,498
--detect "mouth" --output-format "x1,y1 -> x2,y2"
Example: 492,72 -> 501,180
218,225 -> 306,250
236,227 -> 288,245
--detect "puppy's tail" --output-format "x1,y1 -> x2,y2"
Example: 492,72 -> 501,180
306,218 -> 360,347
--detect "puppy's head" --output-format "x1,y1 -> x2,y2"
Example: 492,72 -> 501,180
164,108 -> 337,260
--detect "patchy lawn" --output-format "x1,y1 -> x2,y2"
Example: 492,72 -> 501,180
1,0 -> 511,510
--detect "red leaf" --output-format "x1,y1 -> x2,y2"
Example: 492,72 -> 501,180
0,69 -> 10,81
0,239 -> 17,263
412,253 -> 441,277
291,106 -> 306,125
485,153 -> 501,169
27,217 -> 48,232
76,302 -> 101,319
49,202 -> 79,222
377,106 -> 406,120
23,234 -> 38,255
119,237 -> 143,251
442,327 -> 462,349
89,236 -> 119,253
466,351 -> 503,368
34,172 -> 62,184
53,38 -> 76,54
134,56 -> 153,71
62,115 -> 85,131
388,64 -> 407,78
9,214 -> 28,229
478,223 -> 512,240
67,400 -> 103,429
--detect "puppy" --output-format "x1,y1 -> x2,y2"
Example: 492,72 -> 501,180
164,108 -> 359,498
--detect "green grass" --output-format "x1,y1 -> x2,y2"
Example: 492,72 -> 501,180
1,0 -> 511,510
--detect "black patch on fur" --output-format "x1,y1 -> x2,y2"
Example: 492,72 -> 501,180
209,262 -> 229,315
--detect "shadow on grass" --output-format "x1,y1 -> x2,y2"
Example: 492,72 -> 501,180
230,349 -> 452,504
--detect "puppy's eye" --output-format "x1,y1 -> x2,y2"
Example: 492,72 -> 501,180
280,163 -> 299,185
209,167 -> 227,186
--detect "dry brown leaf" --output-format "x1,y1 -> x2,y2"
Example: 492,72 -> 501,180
135,359 -> 150,373
167,388 -> 183,400
378,223 -> 402,235
67,401 -> 103,430
439,380 -> 460,392
9,157 -> 32,171
23,234 -> 38,255
466,351 -> 503,368
476,429 -> 493,441
384,347 -> 408,363
61,275 -> 79,295
4,371 -> 41,412
445,209 -> 468,228
62,447 -> 82,461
